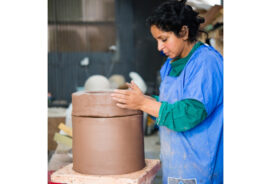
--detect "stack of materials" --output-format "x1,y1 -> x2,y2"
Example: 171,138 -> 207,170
53,123 -> 73,149
72,91 -> 146,175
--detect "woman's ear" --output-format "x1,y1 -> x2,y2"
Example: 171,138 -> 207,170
179,26 -> 189,40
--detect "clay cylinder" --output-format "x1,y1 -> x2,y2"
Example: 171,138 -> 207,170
72,91 -> 145,175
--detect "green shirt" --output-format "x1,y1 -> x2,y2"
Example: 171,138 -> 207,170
153,41 -> 207,132
169,41 -> 203,76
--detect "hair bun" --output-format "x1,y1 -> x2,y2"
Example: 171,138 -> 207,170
179,0 -> 187,5
197,16 -> 205,24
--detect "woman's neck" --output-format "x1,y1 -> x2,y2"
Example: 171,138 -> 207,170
180,41 -> 197,58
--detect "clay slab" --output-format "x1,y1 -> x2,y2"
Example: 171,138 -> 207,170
72,91 -> 142,117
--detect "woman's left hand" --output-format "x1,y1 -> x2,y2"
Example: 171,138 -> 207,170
111,81 -> 144,110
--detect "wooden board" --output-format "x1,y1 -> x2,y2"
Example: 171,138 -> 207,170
51,159 -> 161,184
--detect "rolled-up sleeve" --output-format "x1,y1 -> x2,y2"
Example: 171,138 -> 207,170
156,99 -> 207,132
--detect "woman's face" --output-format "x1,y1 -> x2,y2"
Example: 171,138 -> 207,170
150,25 -> 187,59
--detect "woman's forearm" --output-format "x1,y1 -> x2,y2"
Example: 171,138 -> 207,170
140,95 -> 161,117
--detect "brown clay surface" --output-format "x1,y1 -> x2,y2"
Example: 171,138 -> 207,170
72,114 -> 145,175
72,91 -> 142,117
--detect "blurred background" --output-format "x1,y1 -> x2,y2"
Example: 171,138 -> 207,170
48,0 -> 223,107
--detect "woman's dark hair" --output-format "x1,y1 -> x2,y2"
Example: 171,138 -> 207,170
146,0 -> 206,42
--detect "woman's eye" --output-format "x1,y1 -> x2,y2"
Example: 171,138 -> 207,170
162,38 -> 167,42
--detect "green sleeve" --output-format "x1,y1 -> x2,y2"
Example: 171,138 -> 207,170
156,99 -> 207,132
151,95 -> 159,101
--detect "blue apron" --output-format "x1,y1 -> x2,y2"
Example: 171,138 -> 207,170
158,44 -> 223,184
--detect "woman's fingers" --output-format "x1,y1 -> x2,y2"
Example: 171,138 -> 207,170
111,83 -> 143,110
112,97 -> 127,104
111,93 -> 125,98
131,80 -> 136,88
126,82 -> 132,89
111,92 -> 128,99
111,91 -> 129,104
113,89 -> 129,95
116,103 -> 127,109
131,80 -> 141,92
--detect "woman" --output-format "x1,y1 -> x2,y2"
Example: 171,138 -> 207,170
111,0 -> 223,183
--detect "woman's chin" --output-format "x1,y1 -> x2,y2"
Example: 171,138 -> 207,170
167,53 -> 177,59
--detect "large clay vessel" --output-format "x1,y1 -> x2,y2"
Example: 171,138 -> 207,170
72,91 -> 145,175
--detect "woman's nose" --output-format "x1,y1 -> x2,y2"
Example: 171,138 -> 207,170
157,41 -> 164,51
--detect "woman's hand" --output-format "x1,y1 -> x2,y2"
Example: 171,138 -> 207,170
111,81 -> 145,110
